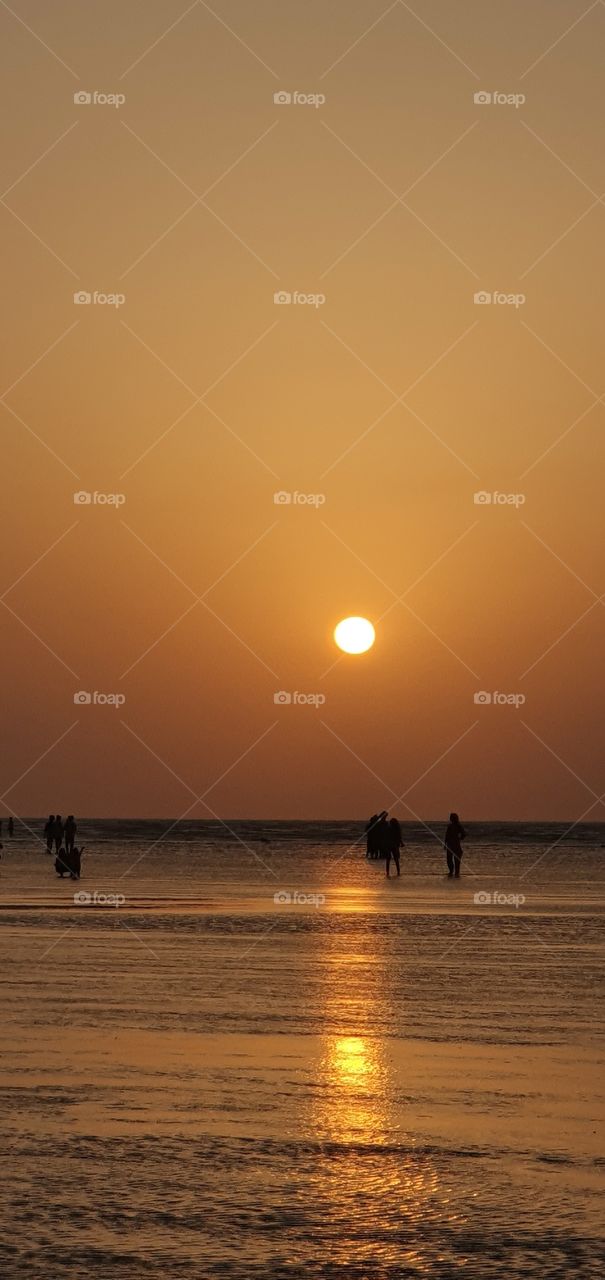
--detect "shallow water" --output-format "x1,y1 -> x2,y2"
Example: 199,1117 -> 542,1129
1,821 -> 603,1277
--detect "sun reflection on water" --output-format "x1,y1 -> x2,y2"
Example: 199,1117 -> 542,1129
307,955 -> 465,1271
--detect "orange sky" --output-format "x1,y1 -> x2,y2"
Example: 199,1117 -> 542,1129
2,0 -> 604,818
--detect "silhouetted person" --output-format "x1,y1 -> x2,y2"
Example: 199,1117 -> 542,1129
365,814 -> 379,857
53,815 -> 64,854
55,848 -> 69,877
64,815 -> 77,855
8,816 -> 13,837
386,817 -> 403,877
375,812 -> 390,860
445,812 -> 465,877
44,815 -> 55,854
70,846 -> 83,880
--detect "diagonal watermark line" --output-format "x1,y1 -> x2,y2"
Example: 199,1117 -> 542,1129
521,522 -> 602,602
201,401 -> 281,479
519,119 -> 603,203
521,721 -> 603,804
320,119 -> 480,280
1,400 -> 81,479
517,521 -> 605,676
198,598 -> 279,678
320,0 -> 400,77
520,321 -> 603,401
0,722 -> 78,802
199,0 -> 279,78
0,0 -> 80,77
38,923 -> 77,963
520,196 -> 601,280
1,122 -> 79,202
320,318 -> 479,478
1,523 -> 79,600
395,722 -> 479,802
0,200 -> 80,278
0,599 -> 81,678
119,600 -> 200,680
120,0 -> 201,78
398,0 -> 480,79
201,320 -> 280,398
119,720 -> 278,876
397,597 -> 480,679
120,197 -> 201,279
519,597 -> 601,679
118,918 -> 161,961
519,400 -> 601,480
120,120 -> 279,279
520,794 -> 605,880
119,319 -> 279,479
1,321 -> 80,401
519,0 -> 602,79
119,520 -> 279,679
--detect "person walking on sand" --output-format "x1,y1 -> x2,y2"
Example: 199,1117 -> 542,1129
386,817 -> 403,878
445,812 -> 465,878
8,816 -> 14,837
44,815 -> 55,854
64,815 -> 77,856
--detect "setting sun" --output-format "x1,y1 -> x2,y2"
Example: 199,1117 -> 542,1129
334,617 -> 376,655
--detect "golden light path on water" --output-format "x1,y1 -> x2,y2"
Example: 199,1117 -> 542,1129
310,946 -> 467,1273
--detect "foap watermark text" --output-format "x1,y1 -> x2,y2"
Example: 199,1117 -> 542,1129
273,91 -> 325,109
474,491 -> 525,507
473,890 -> 526,907
74,490 -> 125,506
274,491 -> 325,506
474,691 -> 525,708
74,690 -> 126,707
274,890 -> 326,906
474,290 -> 525,308
274,691 -> 326,707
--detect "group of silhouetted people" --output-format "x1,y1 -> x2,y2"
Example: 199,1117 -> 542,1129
44,813 -> 83,880
365,811 -> 404,877
365,809 -> 466,878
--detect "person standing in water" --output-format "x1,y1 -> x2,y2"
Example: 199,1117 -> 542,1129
64,815 -> 77,856
386,817 -> 403,877
444,812 -> 465,877
44,815 -> 55,854
53,815 -> 64,855
8,816 -> 14,837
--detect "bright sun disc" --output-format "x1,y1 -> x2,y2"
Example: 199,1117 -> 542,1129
334,616 -> 375,655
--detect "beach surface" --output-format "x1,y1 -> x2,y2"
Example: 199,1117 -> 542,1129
0,821 -> 603,1278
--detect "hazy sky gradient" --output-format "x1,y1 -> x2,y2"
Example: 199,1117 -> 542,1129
2,1 -> 604,817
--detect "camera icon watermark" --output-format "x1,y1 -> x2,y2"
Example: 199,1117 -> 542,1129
74,290 -> 126,307
73,490 -> 126,506
73,690 -> 126,707
74,890 -> 126,907
473,890 -> 525,908
474,290 -> 525,308
74,90 -> 126,109
273,290 -> 326,308
273,889 -> 326,907
474,690 -> 525,708
273,490 -> 325,507
473,491 -> 525,507
473,91 -> 525,109
273,91 -> 325,109
274,690 -> 326,708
